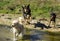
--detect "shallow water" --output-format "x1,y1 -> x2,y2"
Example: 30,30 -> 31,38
44,31 -> 60,41
18,29 -> 60,41
0,25 -> 60,41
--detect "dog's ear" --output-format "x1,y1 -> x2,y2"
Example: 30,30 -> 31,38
22,6 -> 24,9
22,5 -> 25,9
27,4 -> 30,8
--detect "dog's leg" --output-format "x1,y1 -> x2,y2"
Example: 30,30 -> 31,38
13,32 -> 16,41
19,28 -> 24,39
30,16 -> 32,20
14,33 -> 18,41
48,20 -> 51,26
18,32 -> 24,40
13,28 -> 17,41
53,21 -> 56,28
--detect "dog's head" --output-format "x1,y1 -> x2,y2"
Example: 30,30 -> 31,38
12,20 -> 19,27
22,4 -> 30,13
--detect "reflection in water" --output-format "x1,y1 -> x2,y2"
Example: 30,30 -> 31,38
30,30 -> 45,41
18,29 -> 60,41
44,32 -> 60,41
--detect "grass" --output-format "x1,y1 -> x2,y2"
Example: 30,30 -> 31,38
0,0 -> 60,18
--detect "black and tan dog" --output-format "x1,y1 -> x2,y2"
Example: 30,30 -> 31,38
22,4 -> 31,24
49,12 -> 56,28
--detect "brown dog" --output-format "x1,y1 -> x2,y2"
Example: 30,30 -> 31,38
49,12 -> 56,28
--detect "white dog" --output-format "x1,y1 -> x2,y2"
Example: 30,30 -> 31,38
11,17 -> 25,41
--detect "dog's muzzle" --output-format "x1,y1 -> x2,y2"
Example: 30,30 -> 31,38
11,25 -> 15,27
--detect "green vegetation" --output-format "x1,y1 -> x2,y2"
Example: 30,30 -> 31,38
0,0 -> 60,17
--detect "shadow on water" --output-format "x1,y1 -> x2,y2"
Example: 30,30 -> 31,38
23,34 -> 41,40
30,34 -> 41,41
0,24 -> 12,41
44,31 -> 60,41
23,35 -> 30,40
34,22 -> 51,29
30,29 -> 46,41
0,24 -> 12,31
0,24 -> 11,28
22,29 -> 46,41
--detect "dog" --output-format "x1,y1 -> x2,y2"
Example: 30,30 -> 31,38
22,4 -> 31,24
48,12 -> 56,28
11,17 -> 25,41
